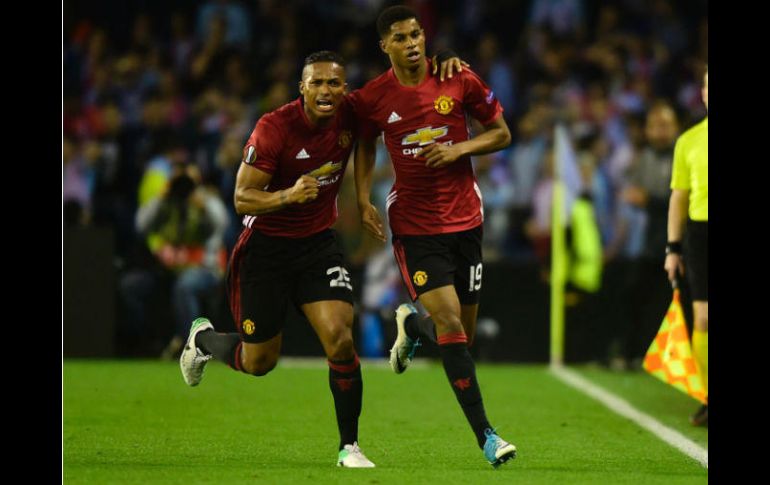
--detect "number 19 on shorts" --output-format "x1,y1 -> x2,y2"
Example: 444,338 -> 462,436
469,263 -> 482,292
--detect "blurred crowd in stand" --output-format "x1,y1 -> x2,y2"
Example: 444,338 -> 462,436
64,0 -> 707,364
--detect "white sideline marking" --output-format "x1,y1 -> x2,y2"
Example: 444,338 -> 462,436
551,365 -> 708,469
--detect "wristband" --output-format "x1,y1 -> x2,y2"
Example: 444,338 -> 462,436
665,241 -> 682,255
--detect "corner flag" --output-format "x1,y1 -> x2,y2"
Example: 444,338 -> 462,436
643,289 -> 707,404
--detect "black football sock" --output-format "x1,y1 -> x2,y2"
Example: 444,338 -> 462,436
438,333 -> 491,449
328,354 -> 363,450
404,312 -> 438,345
196,330 -> 243,370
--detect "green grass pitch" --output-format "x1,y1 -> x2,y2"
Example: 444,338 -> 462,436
64,360 -> 707,484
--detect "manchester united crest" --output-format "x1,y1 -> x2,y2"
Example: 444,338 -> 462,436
413,271 -> 428,286
243,319 -> 255,335
434,95 -> 454,115
338,130 -> 352,148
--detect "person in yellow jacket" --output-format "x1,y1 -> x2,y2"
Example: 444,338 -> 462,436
664,66 -> 708,426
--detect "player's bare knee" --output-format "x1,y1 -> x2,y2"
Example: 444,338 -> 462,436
430,309 -> 464,335
325,325 -> 355,361
242,355 -> 278,376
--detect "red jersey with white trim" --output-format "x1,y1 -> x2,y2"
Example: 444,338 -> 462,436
349,60 -> 503,236
241,97 -> 356,237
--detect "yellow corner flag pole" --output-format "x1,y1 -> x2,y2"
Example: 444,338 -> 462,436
550,124 -> 568,368
550,181 -> 565,367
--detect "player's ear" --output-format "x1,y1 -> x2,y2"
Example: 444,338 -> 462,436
379,39 -> 387,54
298,81 -> 305,95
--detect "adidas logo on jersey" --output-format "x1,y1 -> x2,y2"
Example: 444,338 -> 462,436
388,112 -> 402,123
296,148 -> 310,159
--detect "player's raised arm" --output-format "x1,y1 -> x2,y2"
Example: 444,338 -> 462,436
234,164 -> 319,216
354,136 -> 386,241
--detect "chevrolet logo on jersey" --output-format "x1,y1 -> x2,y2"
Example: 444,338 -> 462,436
308,161 -> 341,177
307,161 -> 343,187
401,126 -> 449,146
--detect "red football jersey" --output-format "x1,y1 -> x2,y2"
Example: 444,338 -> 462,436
241,97 -> 356,237
349,61 -> 503,236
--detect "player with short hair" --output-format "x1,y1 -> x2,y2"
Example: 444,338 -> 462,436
351,5 -> 517,468
180,50 -> 375,467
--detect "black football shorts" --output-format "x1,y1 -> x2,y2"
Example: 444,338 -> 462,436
227,228 -> 354,343
392,225 -> 483,305
685,220 -> 708,301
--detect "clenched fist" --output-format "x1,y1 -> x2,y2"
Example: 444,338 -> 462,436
288,175 -> 320,204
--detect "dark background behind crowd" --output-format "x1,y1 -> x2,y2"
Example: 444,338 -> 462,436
63,0 -> 708,366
